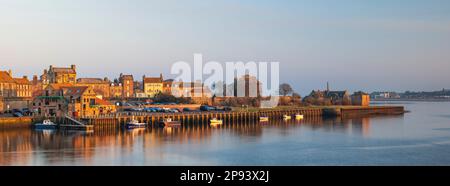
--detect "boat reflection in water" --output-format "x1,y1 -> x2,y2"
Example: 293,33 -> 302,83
0,107 -> 436,165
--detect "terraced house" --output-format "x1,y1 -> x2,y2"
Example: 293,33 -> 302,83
0,70 -> 32,112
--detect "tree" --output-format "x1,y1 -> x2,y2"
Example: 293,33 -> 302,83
279,83 -> 293,96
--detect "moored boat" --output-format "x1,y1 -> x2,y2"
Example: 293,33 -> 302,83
283,115 -> 292,120
126,119 -> 147,129
260,116 -> 269,122
210,118 -> 223,125
34,119 -> 58,130
295,114 -> 304,120
159,118 -> 181,128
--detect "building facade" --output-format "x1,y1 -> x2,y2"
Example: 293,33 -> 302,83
119,74 -> 134,98
1,70 -> 33,111
351,91 -> 370,106
109,82 -> 123,99
76,78 -> 111,99
143,74 -> 163,98
45,65 -> 77,84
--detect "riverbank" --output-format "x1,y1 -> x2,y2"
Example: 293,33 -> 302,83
0,117 -> 32,129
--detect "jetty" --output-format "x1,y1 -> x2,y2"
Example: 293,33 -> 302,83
71,106 -> 405,128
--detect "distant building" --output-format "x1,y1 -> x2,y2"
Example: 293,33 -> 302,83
134,89 -> 146,98
163,79 -> 174,94
109,82 -> 123,99
142,74 -> 163,98
0,70 -> 32,111
119,74 -> 134,98
351,91 -> 370,106
13,76 -> 32,98
76,78 -> 111,99
0,70 -> 16,98
45,65 -> 77,84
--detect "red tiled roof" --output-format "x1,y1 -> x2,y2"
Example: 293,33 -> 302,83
0,71 -> 14,83
61,86 -> 90,99
94,98 -> 114,105
13,77 -> 31,85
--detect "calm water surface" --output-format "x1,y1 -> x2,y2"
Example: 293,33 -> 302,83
1,101 -> 450,166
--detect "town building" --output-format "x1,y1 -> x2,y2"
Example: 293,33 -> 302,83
134,89 -> 146,98
351,91 -> 371,106
13,76 -> 32,98
0,70 -> 16,98
163,79 -> 174,94
109,82 -> 123,99
44,65 -> 77,84
119,74 -> 134,98
142,74 -> 163,98
76,78 -> 111,99
0,70 -> 33,111
33,85 -> 116,117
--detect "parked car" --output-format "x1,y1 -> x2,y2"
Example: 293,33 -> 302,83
22,108 -> 31,115
183,108 -> 193,112
200,105 -> 216,111
12,112 -> 24,117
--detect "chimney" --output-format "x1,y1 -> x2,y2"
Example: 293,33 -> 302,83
49,65 -> 53,70
7,70 -> 12,77
71,64 -> 76,70
43,69 -> 48,74
160,73 -> 163,81
33,75 -> 38,84
23,76 -> 28,80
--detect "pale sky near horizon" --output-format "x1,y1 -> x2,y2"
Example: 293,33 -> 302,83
1,0 -> 450,95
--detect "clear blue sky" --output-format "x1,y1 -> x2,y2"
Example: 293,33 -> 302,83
1,0 -> 450,95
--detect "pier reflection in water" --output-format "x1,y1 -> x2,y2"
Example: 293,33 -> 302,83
0,115 -> 400,166
2,102 -> 450,166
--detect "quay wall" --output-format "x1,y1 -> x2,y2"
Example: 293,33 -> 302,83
0,117 -> 32,129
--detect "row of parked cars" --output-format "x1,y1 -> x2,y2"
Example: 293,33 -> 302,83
122,105 -> 232,113
0,108 -> 32,117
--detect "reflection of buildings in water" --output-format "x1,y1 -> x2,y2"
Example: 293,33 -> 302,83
0,129 -> 33,165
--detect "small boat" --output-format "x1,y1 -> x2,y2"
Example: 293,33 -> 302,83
34,119 -> 58,130
126,119 -> 147,129
295,114 -> 304,120
210,118 -> 223,125
260,116 -> 269,122
159,118 -> 181,128
283,115 -> 292,120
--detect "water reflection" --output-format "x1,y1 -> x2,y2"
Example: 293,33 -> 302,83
0,114 -> 406,166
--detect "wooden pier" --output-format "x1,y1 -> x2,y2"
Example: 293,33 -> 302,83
72,106 -> 404,128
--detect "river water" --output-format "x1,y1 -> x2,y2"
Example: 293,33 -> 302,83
1,101 -> 450,166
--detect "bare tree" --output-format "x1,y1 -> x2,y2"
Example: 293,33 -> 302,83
279,83 -> 293,96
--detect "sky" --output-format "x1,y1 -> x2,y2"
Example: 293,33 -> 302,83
1,0 -> 450,95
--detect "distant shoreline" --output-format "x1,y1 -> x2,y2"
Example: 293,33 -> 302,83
372,98 -> 450,102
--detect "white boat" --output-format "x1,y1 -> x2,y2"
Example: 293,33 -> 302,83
159,118 -> 181,128
283,115 -> 292,120
34,119 -> 58,130
210,118 -> 223,125
126,119 -> 147,129
295,114 -> 304,120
